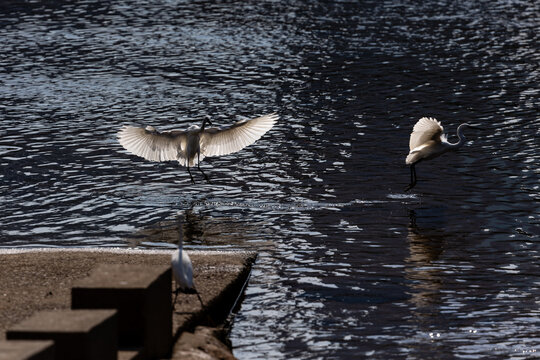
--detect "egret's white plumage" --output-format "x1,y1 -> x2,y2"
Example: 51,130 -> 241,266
405,117 -> 475,191
117,113 -> 278,183
171,214 -> 203,307
200,114 -> 277,157
171,220 -> 194,291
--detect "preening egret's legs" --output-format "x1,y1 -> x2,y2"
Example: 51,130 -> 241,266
195,290 -> 204,307
197,152 -> 211,183
172,288 -> 180,307
405,164 -> 417,192
172,287 -> 205,310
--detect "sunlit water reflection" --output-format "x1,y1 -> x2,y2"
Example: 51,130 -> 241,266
1,0 -> 538,358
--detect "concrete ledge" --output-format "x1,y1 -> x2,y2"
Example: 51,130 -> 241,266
0,340 -> 55,360
0,248 -> 257,359
72,264 -> 172,358
173,326 -> 235,360
171,255 -> 253,337
6,309 -> 117,360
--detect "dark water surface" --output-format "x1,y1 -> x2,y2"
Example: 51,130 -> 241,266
1,1 -> 538,358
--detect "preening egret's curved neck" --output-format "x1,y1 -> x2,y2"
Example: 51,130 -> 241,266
449,123 -> 468,148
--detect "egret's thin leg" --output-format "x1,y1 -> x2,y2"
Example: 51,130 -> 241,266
187,164 -> 195,184
172,284 -> 204,310
172,287 -> 179,310
195,290 -> 204,308
405,164 -> 417,192
197,152 -> 211,183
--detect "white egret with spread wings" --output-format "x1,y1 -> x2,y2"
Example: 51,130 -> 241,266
405,117 -> 478,191
118,113 -> 278,183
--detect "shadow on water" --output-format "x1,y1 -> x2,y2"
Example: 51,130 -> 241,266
126,205 -> 276,250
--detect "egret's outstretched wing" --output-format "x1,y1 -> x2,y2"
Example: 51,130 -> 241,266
117,126 -> 188,163
409,117 -> 444,151
200,113 -> 278,157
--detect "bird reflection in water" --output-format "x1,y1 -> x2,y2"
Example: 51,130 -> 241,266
125,203 -> 272,249
405,210 -> 446,315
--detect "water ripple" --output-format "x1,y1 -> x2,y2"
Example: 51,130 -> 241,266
1,0 -> 538,359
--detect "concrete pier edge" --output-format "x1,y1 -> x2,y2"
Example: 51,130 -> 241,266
0,247 -> 258,359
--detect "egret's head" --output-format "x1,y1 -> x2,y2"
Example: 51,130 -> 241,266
201,115 -> 212,130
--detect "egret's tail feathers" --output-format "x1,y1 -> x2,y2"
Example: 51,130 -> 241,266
406,143 -> 431,164
406,150 -> 422,164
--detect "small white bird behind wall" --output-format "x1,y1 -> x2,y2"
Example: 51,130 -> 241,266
405,117 -> 478,191
117,113 -> 278,183
171,212 -> 203,307
171,214 -> 193,291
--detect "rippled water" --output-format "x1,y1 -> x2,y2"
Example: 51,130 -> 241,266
1,1 -> 538,358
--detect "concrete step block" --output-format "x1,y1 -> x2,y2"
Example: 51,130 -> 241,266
71,264 -> 172,359
5,309 -> 117,360
0,340 -> 55,360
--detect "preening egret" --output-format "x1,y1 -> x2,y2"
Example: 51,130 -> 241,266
171,214 -> 203,308
405,117 -> 478,191
117,113 -> 278,183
